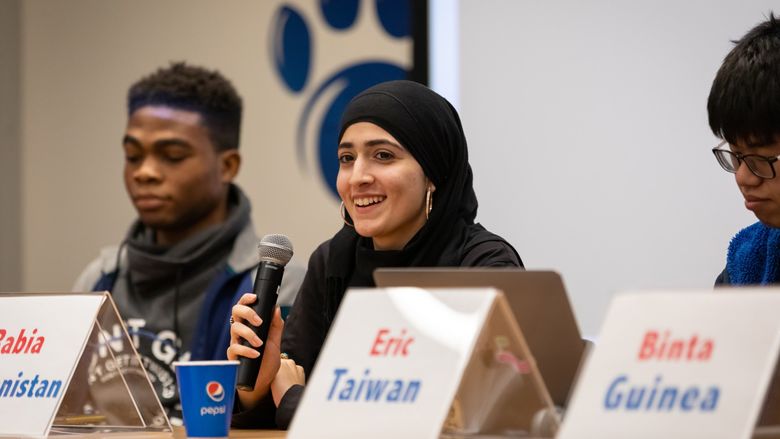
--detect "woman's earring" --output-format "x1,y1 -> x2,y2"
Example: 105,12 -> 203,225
340,201 -> 354,227
425,187 -> 433,220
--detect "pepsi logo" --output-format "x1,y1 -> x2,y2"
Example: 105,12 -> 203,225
206,381 -> 225,402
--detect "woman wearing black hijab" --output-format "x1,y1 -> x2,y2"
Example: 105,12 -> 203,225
228,80 -> 522,428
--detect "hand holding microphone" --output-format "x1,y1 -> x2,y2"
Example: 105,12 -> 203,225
232,234 -> 293,391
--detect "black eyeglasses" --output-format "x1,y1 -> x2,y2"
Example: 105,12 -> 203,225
712,140 -> 780,179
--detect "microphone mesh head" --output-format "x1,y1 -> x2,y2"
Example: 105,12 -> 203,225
257,234 -> 293,266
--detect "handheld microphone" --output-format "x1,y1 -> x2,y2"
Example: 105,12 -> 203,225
236,234 -> 294,391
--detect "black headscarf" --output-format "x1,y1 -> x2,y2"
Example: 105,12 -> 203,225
323,80 -> 519,318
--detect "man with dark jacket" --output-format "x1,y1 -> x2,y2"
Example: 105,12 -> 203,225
73,62 -> 303,424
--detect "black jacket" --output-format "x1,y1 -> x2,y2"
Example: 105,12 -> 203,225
232,229 -> 521,429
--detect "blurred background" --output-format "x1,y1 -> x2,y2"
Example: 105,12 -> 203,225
0,0 -> 774,337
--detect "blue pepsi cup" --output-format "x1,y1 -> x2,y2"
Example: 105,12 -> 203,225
173,360 -> 239,438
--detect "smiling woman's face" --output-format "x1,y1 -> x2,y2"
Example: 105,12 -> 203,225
336,122 -> 434,250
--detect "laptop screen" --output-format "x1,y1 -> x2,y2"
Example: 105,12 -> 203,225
373,268 -> 585,408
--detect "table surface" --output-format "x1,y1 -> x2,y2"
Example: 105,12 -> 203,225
47,426 -> 285,438
44,423 -> 780,438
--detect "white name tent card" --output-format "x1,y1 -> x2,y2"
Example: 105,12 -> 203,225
559,290 -> 780,439
0,292 -> 169,438
288,287 -> 558,439
0,294 -> 99,437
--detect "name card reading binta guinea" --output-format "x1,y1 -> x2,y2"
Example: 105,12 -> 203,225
603,330 -> 719,412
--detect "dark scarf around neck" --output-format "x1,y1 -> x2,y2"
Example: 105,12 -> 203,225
124,185 -> 250,291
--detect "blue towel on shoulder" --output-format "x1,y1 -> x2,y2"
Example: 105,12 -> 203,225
727,222 -> 780,284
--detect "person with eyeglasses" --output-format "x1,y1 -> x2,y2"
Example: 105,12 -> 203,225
708,12 -> 780,285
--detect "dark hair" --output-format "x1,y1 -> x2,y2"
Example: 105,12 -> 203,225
707,12 -> 780,144
127,62 -> 242,151
708,12 -> 780,146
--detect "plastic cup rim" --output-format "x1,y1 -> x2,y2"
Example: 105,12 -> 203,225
172,360 -> 240,367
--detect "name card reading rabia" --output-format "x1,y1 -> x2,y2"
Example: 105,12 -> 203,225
0,328 -> 64,400
0,294 -> 104,437
559,291 -> 780,439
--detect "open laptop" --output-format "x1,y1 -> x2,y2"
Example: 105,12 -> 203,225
373,268 -> 585,408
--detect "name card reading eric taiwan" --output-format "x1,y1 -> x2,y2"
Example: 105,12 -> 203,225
559,290 -> 780,439
288,287 -> 498,439
0,294 -> 103,438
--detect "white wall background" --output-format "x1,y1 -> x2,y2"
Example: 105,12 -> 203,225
458,0 -> 774,336
9,0 -> 779,338
0,0 -> 21,291
18,0 -> 407,294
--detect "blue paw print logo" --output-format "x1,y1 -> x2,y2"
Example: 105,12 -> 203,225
271,0 -> 410,198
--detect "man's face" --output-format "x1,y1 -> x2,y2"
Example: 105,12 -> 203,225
732,138 -> 780,227
123,106 -> 229,233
